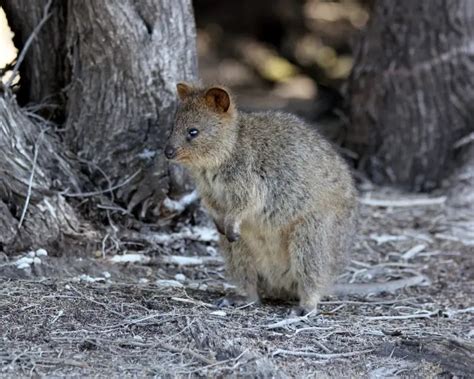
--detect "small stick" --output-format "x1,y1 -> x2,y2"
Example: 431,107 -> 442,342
18,128 -> 47,229
50,310 -> 64,324
272,348 -> 373,359
366,310 -> 438,321
319,298 -> 418,306
157,341 -> 215,365
445,307 -> 474,317
171,297 -> 217,309
68,285 -> 124,318
331,274 -> 430,296
360,196 -> 446,207
435,233 -> 474,246
235,301 -> 258,310
313,340 -> 333,354
160,255 -> 224,266
402,244 -> 427,260
62,169 -> 141,198
287,326 -> 334,337
453,132 -> 474,149
266,309 -> 317,329
5,0 -> 53,88
180,349 -> 249,374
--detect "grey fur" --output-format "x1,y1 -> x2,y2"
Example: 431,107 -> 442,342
167,83 -> 357,311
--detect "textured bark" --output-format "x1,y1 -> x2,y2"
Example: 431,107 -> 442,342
1,0 -> 68,110
0,93 -> 87,251
348,0 -> 474,190
1,0 -> 197,220
64,1 -> 197,215
0,0 -> 198,252
378,337 -> 474,377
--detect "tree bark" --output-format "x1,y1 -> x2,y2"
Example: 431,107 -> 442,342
377,336 -> 474,377
3,0 -> 197,207
348,0 -> 474,191
0,93 -> 88,252
64,0 -> 197,216
1,0 -> 68,111
0,0 -> 198,253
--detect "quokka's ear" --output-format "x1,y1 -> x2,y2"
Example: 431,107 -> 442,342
205,87 -> 231,112
176,82 -> 193,101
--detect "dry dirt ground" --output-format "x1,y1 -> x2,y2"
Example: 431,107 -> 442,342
1,182 -> 473,378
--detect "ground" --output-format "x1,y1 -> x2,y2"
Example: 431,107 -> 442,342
1,181 -> 473,378
1,2 -> 473,377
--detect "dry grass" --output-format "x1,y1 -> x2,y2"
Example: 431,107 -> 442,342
1,183 -> 473,377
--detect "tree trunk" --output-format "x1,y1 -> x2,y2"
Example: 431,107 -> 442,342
0,93 -> 88,252
377,336 -> 474,377
0,0 -> 198,253
1,0 -> 68,111
348,0 -> 474,191
64,1 -> 197,216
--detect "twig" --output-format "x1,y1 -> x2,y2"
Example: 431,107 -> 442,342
272,348 -> 373,359
332,274 -> 430,296
327,304 -> 346,314
97,204 -> 131,215
369,233 -> 408,245
366,310 -> 439,321
50,310 -> 64,324
77,157 -> 115,201
179,349 -> 249,374
360,196 -> 447,207
402,244 -> 426,260
18,128 -> 48,229
157,341 -> 215,365
235,300 -> 258,310
445,307 -> 474,318
313,340 -> 333,354
125,313 -> 169,325
453,132 -> 474,149
319,298 -> 419,306
68,285 -> 124,318
5,0 -> 53,89
286,326 -> 334,337
160,255 -> 224,266
109,252 -> 151,265
171,297 -> 217,309
62,169 -> 141,198
266,309 -> 317,329
435,233 -> 474,246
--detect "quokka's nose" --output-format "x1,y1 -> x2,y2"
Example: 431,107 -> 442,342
164,145 -> 176,159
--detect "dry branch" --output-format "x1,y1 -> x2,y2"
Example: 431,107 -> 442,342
332,274 -> 430,296
359,196 -> 447,207
4,0 -> 53,89
272,348 -> 373,360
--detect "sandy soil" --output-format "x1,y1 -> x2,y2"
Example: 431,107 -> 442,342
1,182 -> 473,378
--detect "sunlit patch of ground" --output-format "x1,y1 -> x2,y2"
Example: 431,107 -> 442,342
0,7 -> 17,84
1,183 -> 472,377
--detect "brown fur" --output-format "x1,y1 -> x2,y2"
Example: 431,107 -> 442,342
166,82 -> 358,311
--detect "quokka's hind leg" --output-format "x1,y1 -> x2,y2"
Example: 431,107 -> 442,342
217,237 -> 260,306
289,212 -> 351,313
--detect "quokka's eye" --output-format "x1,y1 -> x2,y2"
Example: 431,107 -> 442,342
187,128 -> 199,139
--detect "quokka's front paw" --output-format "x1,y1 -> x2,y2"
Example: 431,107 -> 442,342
214,295 -> 260,308
224,218 -> 240,242
226,229 -> 240,242
288,305 -> 318,317
213,217 -> 225,235
288,306 -> 309,317
214,296 -> 237,308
